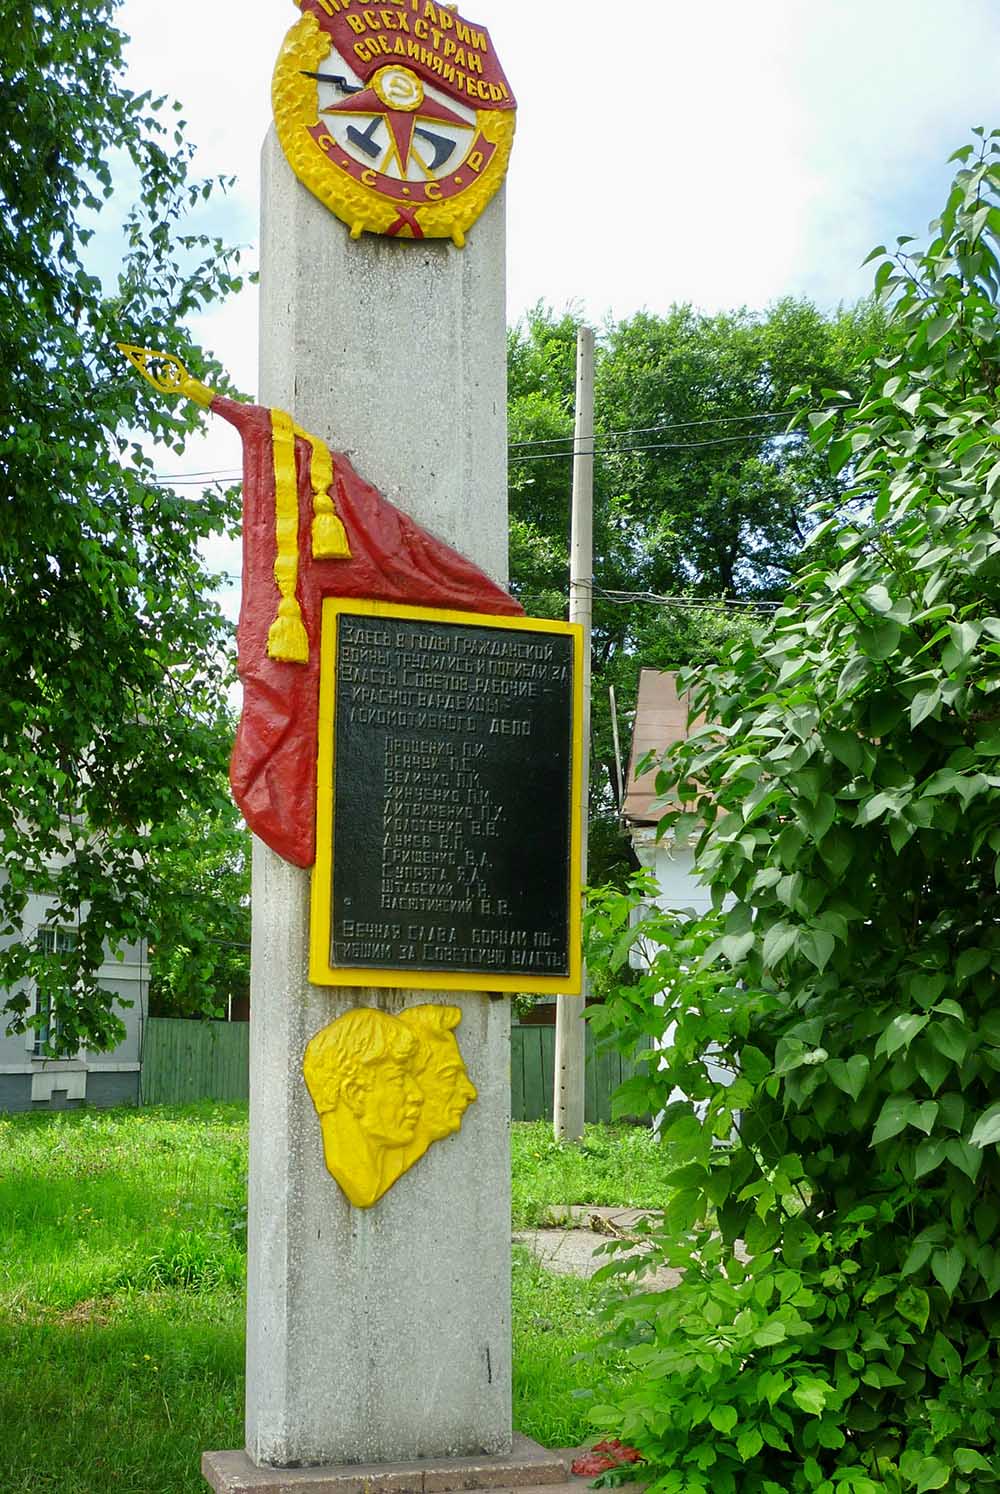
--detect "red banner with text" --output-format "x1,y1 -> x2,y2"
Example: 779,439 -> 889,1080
300,0 -> 516,112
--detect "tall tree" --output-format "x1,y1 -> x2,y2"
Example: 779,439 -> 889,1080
0,0 -> 247,1050
146,776 -> 250,1021
507,298 -> 884,879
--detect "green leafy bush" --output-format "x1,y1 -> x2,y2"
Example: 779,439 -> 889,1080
585,133 -> 1000,1494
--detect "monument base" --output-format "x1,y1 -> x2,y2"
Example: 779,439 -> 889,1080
203,1435 -> 570,1494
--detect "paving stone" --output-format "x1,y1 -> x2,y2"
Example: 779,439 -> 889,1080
513,1229 -> 682,1290
541,1206 -> 659,1232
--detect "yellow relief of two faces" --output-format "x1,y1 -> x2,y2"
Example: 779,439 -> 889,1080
303,1004 -> 477,1208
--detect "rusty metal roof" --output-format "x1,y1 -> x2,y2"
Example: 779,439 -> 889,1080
621,669 -> 697,827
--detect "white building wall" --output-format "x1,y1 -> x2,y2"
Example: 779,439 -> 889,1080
0,888 -> 146,1110
626,828 -> 732,1118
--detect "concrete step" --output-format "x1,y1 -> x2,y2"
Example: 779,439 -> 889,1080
203,1436 -> 575,1494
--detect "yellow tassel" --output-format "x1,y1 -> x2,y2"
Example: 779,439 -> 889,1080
294,423 -> 351,561
267,597 -> 309,663
268,409 -> 309,665
312,508 -> 351,558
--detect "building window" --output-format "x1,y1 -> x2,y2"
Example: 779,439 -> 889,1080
33,926 -> 78,1057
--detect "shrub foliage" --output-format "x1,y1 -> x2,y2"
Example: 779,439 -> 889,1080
586,133 -> 1000,1494
1,0 -> 247,1049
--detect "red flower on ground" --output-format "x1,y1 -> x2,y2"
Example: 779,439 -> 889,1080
571,1440 -> 643,1477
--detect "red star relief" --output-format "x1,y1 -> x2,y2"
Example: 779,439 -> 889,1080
321,82 -> 468,175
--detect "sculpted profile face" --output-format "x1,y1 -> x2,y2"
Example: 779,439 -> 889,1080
303,1008 -> 424,1208
302,1004 -> 477,1207
399,1005 -> 478,1143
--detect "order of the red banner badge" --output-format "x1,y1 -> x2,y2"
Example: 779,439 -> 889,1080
116,344 -> 522,868
272,0 -> 516,246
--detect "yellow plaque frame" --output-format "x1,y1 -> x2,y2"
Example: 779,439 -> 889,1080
310,599 -> 584,993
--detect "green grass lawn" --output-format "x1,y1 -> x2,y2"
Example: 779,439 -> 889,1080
0,1105 -> 661,1491
512,1120 -> 676,1228
0,1105 -> 247,1494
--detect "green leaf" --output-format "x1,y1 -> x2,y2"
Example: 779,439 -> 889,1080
896,1283 -> 930,1331
709,1405 -> 738,1435
910,973 -> 948,1006
799,929 -> 836,972
902,1238 -> 934,1276
826,730 -> 864,774
876,1012 -> 929,1058
914,1040 -> 951,1094
862,584 -> 894,613
856,791 -> 898,826
914,1137 -> 949,1178
927,1021 -> 969,1064
926,313 -> 957,346
954,1449 -> 995,1475
763,923 -> 797,967
720,930 -> 754,962
931,1246 -> 963,1296
914,1456 -> 951,1492
945,1139 -> 983,1180
736,1429 -> 763,1461
956,947 -> 991,984
911,687 -> 942,727
799,793 -> 836,842
825,1054 -> 869,1101
828,436 -> 853,475
587,1405 -> 622,1426
944,619 -> 982,668
970,1102 -> 1000,1148
927,1329 -> 962,1378
791,1378 -> 830,1415
861,619 -> 903,659
740,1045 -> 771,1085
756,1370 -> 789,1405
861,1362 -> 905,1388
753,1320 -> 787,1347
872,1094 -> 916,1144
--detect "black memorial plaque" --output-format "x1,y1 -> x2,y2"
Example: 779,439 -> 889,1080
328,611 -> 575,979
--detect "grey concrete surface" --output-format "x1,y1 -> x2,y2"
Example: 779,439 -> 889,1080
513,1230 -> 683,1291
245,133 -> 512,1469
204,1435 -> 568,1494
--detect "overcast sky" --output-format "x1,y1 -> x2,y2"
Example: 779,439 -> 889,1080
112,0 -> 1000,586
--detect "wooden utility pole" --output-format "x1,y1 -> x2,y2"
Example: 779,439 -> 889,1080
554,324 -> 594,1141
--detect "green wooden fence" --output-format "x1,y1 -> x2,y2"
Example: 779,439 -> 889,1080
140,1017 -> 250,1105
510,1024 -> 653,1123
140,1017 -> 652,1120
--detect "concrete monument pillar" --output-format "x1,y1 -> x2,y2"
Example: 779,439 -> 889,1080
243,131 -> 512,1469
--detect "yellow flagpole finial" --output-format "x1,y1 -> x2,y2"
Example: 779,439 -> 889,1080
115,343 -> 217,409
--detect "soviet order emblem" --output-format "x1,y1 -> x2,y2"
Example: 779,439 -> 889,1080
272,0 -> 516,246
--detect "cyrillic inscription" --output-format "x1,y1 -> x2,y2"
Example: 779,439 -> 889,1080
329,613 -> 574,976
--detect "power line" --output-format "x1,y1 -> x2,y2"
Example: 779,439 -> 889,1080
588,581 -> 780,612
144,429 -> 768,484
153,466 -> 243,480
510,432 -> 780,464
206,570 -> 778,612
141,402 -> 850,483
152,473 -> 242,486
507,401 -> 851,452
509,407 -> 803,450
